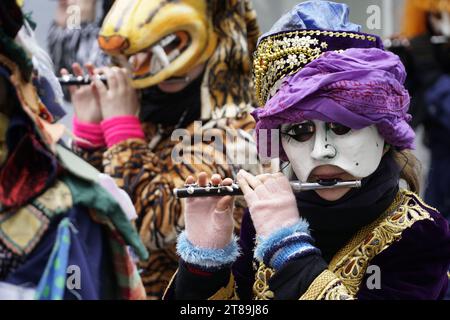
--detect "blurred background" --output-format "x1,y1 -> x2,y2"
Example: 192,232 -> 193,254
20,0 -> 430,196
25,0 -> 406,46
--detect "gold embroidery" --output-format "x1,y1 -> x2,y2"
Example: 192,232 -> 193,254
329,190 -> 433,296
300,270 -> 353,300
253,263 -> 275,300
253,30 -> 378,105
299,190 -> 434,299
320,281 -> 353,300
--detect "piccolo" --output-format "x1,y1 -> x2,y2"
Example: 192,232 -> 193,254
58,74 -> 108,86
173,179 -> 362,199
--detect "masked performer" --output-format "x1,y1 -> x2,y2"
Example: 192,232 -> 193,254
165,1 -> 450,300
66,0 -> 261,299
0,0 -> 147,300
48,0 -> 113,75
395,0 -> 450,218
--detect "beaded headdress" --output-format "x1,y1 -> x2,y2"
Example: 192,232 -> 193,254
253,1 -> 384,106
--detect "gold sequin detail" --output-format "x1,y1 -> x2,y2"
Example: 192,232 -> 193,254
253,30 -> 377,105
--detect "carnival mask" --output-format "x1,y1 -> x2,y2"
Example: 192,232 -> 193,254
281,120 -> 385,182
98,0 -> 218,89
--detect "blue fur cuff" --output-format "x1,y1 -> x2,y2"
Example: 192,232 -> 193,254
176,231 -> 241,269
254,219 -> 311,263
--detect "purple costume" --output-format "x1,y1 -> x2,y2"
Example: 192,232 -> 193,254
165,1 -> 450,300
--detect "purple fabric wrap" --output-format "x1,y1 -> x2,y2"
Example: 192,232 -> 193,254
252,48 -> 415,161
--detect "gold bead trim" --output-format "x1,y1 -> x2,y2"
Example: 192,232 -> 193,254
253,30 -> 378,106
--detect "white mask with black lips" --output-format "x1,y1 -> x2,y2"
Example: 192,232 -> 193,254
281,120 -> 385,183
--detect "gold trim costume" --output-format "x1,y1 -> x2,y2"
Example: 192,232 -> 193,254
72,0 -> 262,299
164,1 -> 450,301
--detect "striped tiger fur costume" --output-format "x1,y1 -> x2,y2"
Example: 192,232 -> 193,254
75,0 -> 262,299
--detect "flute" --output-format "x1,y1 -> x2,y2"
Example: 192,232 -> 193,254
173,179 -> 362,199
58,74 -> 108,86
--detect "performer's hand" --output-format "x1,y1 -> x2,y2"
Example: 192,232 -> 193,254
61,63 -> 102,123
94,67 -> 140,120
237,170 -> 300,238
184,172 -> 235,249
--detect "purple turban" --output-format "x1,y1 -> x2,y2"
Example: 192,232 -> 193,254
252,48 -> 415,161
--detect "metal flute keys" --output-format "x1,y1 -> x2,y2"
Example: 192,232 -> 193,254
173,179 -> 362,199
58,74 -> 108,86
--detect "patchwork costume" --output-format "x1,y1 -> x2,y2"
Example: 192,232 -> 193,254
165,1 -> 450,300
0,0 -> 147,300
70,0 -> 262,299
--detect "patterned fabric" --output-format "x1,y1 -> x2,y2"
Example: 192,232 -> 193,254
203,0 -> 260,119
0,242 -> 25,280
35,218 -> 71,300
0,205 -> 50,256
108,229 -> 147,300
72,145 -> 106,172
1,173 -> 147,300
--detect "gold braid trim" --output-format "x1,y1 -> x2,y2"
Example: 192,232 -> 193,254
209,274 -> 239,300
299,190 -> 434,299
300,270 -> 353,300
163,270 -> 238,300
329,190 -> 433,296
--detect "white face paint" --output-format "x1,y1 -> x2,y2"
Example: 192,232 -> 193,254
430,11 -> 450,37
281,120 -> 385,182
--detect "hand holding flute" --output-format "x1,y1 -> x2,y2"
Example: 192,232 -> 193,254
61,63 -> 140,125
61,63 -> 103,123
174,178 -> 361,198
58,74 -> 108,86
180,170 -> 362,249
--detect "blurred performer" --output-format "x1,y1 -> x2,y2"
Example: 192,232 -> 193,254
400,0 -> 450,218
165,1 -> 450,300
0,0 -> 147,299
65,0 -> 261,299
48,0 -> 114,75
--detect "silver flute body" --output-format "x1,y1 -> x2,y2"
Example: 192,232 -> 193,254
173,180 -> 362,199
58,75 -> 108,86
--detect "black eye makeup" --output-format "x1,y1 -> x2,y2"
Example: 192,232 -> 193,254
281,121 -> 315,142
326,122 -> 351,135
